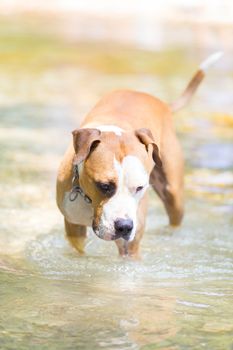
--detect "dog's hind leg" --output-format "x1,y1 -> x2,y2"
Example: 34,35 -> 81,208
150,167 -> 183,226
150,132 -> 184,226
64,219 -> 87,254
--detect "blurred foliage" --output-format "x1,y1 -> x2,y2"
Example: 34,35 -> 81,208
0,16 -> 195,76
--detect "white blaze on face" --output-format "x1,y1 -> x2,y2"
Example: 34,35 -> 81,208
98,155 -> 149,241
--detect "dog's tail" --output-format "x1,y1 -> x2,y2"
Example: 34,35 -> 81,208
169,51 -> 223,113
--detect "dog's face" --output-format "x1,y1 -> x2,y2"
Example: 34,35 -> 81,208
72,128 -> 162,241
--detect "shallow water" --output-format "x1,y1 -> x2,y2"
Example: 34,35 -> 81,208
0,23 -> 233,350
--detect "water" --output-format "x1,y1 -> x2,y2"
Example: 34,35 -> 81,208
0,23 -> 233,350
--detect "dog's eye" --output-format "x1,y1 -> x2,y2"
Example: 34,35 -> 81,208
96,181 -> 116,197
136,186 -> 144,193
99,183 -> 111,192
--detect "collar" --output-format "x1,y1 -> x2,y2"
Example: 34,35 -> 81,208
69,164 -> 92,204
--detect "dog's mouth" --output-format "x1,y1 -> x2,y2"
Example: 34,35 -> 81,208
92,222 -> 111,241
93,229 -> 114,241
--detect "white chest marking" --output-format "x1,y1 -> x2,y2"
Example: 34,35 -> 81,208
63,192 -> 93,226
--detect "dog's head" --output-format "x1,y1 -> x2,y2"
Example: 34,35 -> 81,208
72,127 -> 162,241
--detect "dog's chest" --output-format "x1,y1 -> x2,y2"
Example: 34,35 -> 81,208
62,192 -> 93,226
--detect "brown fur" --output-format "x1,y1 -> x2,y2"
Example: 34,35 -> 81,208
57,90 -> 184,258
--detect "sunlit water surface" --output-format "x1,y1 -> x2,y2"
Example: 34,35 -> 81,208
0,28 -> 233,349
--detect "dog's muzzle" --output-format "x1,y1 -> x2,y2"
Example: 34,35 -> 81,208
114,218 -> 133,241
92,217 -> 134,241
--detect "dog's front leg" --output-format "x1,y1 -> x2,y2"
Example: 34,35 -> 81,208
114,225 -> 145,260
64,219 -> 87,255
115,195 -> 148,259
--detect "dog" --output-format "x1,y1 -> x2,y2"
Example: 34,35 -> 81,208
56,52 -> 222,258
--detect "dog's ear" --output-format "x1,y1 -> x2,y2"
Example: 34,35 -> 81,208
72,128 -> 101,165
135,128 -> 162,167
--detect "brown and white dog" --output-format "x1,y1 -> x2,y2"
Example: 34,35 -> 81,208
56,52 -> 222,258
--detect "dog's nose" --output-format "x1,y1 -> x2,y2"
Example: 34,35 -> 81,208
114,218 -> 133,240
